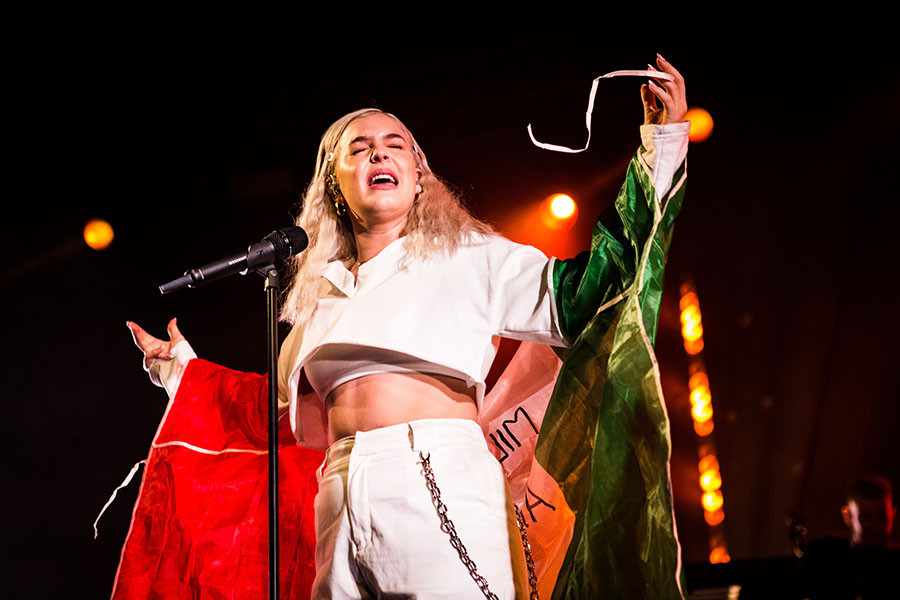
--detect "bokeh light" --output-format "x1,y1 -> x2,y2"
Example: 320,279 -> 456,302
700,469 -> 722,492
84,219 -> 114,250
694,419 -> 714,436
550,194 -> 575,219
702,490 -> 724,512
690,386 -> 711,407
679,291 -> 699,312
686,107 -> 714,143
689,372 -> 709,391
698,455 -> 719,474
704,509 -> 725,526
540,194 -> 578,230
692,401 -> 713,423
709,546 -> 731,564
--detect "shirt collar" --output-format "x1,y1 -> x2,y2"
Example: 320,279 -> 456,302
321,235 -> 409,297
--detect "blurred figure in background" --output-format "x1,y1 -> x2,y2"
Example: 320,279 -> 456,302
842,474 -> 896,549
807,474 -> 898,599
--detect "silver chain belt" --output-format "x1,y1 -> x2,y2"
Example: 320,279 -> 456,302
418,451 -> 539,600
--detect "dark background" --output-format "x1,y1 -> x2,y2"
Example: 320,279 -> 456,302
3,16 -> 898,598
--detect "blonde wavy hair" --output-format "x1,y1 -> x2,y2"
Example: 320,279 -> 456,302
281,108 -> 494,327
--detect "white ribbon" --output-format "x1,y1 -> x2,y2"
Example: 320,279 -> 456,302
527,69 -> 674,153
93,459 -> 145,539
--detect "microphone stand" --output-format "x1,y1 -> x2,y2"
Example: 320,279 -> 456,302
160,226 -> 307,600
257,263 -> 281,600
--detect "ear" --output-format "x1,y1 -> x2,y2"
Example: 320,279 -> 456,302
841,505 -> 852,528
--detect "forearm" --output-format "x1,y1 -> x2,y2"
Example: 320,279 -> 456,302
553,123 -> 689,343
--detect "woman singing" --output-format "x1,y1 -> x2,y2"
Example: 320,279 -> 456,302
124,55 -> 689,599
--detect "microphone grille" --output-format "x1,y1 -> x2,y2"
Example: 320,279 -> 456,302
265,226 -> 309,260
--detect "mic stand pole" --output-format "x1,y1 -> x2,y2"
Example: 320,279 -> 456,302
256,263 -> 280,600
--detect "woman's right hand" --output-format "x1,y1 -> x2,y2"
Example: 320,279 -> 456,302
126,318 -> 185,371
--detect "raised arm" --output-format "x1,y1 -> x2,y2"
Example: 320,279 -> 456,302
554,56 -> 689,343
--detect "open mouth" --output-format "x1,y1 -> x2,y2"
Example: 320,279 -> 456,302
368,170 -> 398,187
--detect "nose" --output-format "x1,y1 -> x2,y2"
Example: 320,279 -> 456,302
370,146 -> 389,162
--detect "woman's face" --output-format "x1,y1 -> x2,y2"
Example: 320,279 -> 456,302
333,112 -> 419,232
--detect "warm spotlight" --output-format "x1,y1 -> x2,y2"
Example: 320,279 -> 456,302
540,194 -> 578,230
680,305 -> 703,341
551,194 -> 576,219
689,372 -> 709,391
702,490 -> 724,512
692,401 -> 713,423
694,419 -> 714,436
679,291 -> 699,312
690,386 -> 711,407
698,455 -> 719,474
700,469 -> 722,492
709,546 -> 730,564
684,337 -> 705,355
84,219 -> 114,250
686,107 -> 714,143
704,509 -> 725,526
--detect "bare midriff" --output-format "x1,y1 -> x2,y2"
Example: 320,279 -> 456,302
325,372 -> 477,445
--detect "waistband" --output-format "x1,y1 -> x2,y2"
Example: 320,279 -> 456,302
325,418 -> 485,464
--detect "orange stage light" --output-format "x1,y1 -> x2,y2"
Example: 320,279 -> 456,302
702,490 -> 724,512
679,291 -> 699,312
680,307 -> 702,333
690,386 -> 711,407
540,194 -> 578,230
551,194 -> 576,219
694,419 -> 714,436
685,107 -> 714,143
704,509 -> 725,526
84,219 -> 114,250
709,546 -> 730,564
700,469 -> 722,492
689,372 -> 709,391
692,401 -> 713,422
684,338 -> 705,355
698,455 -> 719,474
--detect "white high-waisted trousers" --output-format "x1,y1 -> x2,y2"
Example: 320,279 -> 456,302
311,418 -> 519,599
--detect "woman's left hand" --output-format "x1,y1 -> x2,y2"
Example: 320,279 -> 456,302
642,54 -> 687,125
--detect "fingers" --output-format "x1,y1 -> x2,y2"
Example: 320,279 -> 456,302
655,53 -> 685,85
653,53 -> 687,124
126,321 -> 157,352
143,344 -> 170,370
126,319 -> 177,361
641,83 -> 658,116
647,80 -> 675,108
166,317 -> 185,345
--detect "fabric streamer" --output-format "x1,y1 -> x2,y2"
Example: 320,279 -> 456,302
527,70 -> 674,153
93,460 -> 146,539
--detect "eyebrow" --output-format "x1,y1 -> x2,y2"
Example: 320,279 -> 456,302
348,133 -> 406,145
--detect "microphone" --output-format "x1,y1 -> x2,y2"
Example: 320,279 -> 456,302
159,226 -> 308,294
